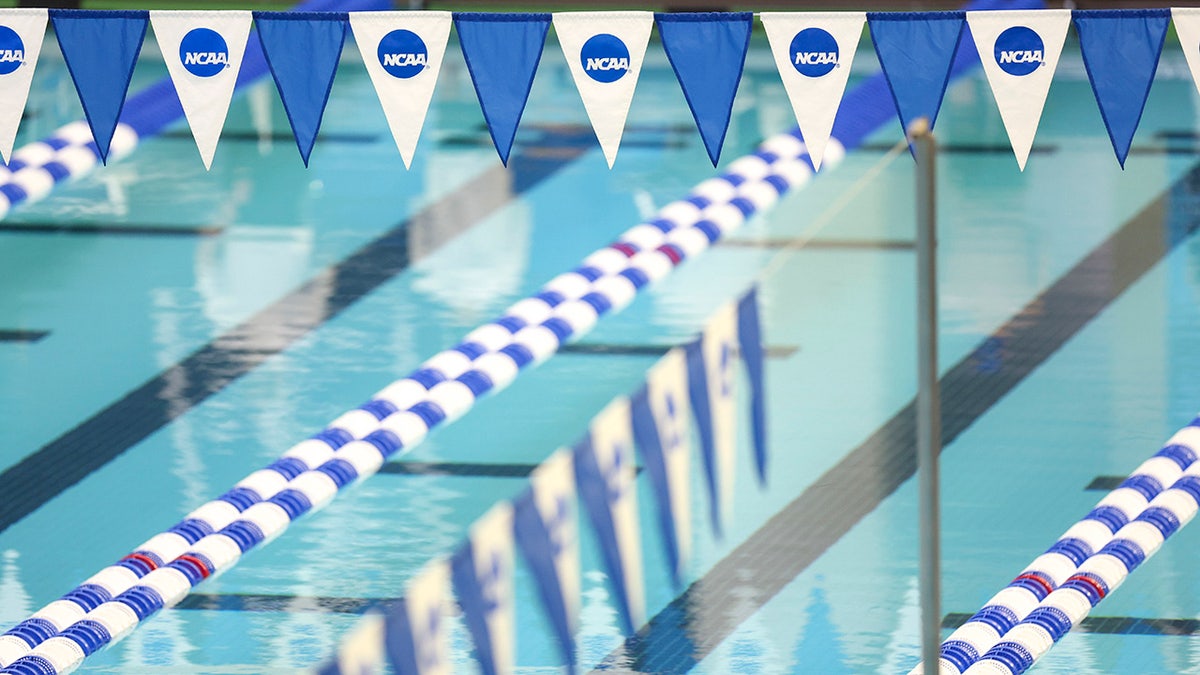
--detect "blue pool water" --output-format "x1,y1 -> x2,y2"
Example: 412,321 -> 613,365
3,28 -> 1200,674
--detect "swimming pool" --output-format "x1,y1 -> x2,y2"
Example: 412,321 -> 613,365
3,21 -> 1200,675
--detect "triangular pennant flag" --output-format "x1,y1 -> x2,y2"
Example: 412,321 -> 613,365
737,288 -> 767,486
319,612 -> 386,675
50,9 -> 148,164
150,11 -> 251,170
385,559 -> 452,675
350,11 -> 451,169
866,11 -> 965,144
685,300 -> 739,537
760,12 -> 864,171
573,397 -> 645,635
630,348 -> 692,588
1173,9 -> 1200,98
1073,9 -> 1169,167
967,10 -> 1070,171
450,503 -> 515,675
0,9 -> 47,164
553,11 -> 653,168
512,449 -> 579,671
655,12 -> 752,166
253,11 -> 347,166
454,12 -> 550,166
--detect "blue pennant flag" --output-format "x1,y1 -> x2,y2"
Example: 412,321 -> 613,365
656,12 -> 752,166
573,398 -> 645,635
630,348 -> 693,588
50,9 -> 148,164
454,12 -> 550,166
512,449 -> 579,672
866,11 -> 965,143
737,288 -> 767,486
1073,9 -> 1169,167
253,11 -> 347,166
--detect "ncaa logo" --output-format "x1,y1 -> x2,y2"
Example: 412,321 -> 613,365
790,27 -> 838,78
180,28 -> 229,78
378,29 -> 427,79
0,26 -> 25,76
581,33 -> 630,83
994,26 -> 1044,76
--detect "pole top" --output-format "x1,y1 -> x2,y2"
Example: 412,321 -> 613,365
907,116 -> 932,142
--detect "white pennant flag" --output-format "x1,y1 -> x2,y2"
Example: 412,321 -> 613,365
350,11 -> 450,169
0,9 -> 47,164
1174,9 -> 1200,99
584,396 -> 645,630
637,348 -> 692,582
967,10 -> 1070,171
761,12 -> 864,171
553,11 -> 652,168
689,301 -> 739,532
150,11 -> 251,170
392,558 -> 452,675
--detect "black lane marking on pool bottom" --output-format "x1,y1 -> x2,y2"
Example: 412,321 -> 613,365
859,142 -> 1059,154
720,237 -> 915,251
158,130 -> 382,144
0,126 -> 595,536
589,164 -> 1200,673
943,612 -> 1200,636
377,462 -> 644,478
0,330 -> 48,343
0,222 -> 224,236
176,593 -> 390,615
1087,475 -> 1128,491
560,343 -> 799,358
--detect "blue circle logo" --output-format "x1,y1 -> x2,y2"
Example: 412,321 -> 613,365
581,34 -> 630,83
0,26 -> 25,76
994,26 -> 1044,77
378,29 -> 428,79
790,27 -> 838,78
180,28 -> 229,78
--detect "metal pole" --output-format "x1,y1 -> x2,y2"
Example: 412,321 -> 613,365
910,117 -> 942,674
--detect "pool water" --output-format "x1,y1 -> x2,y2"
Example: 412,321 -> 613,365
2,27 -> 1200,675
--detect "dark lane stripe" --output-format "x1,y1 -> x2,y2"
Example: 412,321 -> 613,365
0,126 -> 595,535
0,222 -> 223,236
158,130 -> 382,144
560,343 -> 799,358
944,612 -> 1200,636
0,330 -> 48,343
377,461 -> 541,478
1086,475 -> 1128,491
720,237 -> 915,251
859,142 -> 1059,155
590,162 -> 1200,673
176,593 -> 390,615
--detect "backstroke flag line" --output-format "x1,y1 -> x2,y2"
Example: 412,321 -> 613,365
455,12 -> 550,166
760,12 -> 864,171
151,10 -> 252,170
656,12 -> 753,166
574,397 -> 646,635
450,503 -> 516,675
51,9 -> 148,164
350,11 -> 451,169
553,11 -> 653,168
867,11 -> 965,145
254,11 -> 347,166
1073,8 -> 1169,167
0,9 -> 46,164
630,348 -> 693,587
967,9 -> 1070,170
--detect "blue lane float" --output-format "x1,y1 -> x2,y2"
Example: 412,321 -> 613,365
0,0 -> 1029,672
910,422 -> 1200,675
